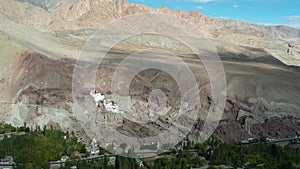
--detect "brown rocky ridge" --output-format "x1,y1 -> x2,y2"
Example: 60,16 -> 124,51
0,0 -> 299,145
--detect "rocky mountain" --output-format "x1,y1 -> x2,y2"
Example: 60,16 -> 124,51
16,0 -> 61,10
0,0 -> 299,145
4,0 -> 300,39
1,0 -> 299,65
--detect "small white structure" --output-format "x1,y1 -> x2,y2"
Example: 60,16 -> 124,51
0,156 -> 15,167
60,156 -> 70,162
156,141 -> 160,149
90,138 -> 100,155
136,160 -> 144,168
103,100 -> 120,113
90,89 -> 105,106
89,89 -> 124,114
108,156 -> 116,166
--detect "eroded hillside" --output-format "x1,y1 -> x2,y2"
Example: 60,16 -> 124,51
0,0 -> 299,144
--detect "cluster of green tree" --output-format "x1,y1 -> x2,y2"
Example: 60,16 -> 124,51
115,156 -> 139,169
147,144 -> 206,169
204,141 -> 300,168
0,122 -> 33,134
142,139 -> 300,169
62,156 -> 138,169
0,123 -> 299,169
0,126 -> 86,169
150,151 -> 207,169
0,123 -> 17,134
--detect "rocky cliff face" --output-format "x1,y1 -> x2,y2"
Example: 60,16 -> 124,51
1,49 -> 299,143
0,0 -> 299,143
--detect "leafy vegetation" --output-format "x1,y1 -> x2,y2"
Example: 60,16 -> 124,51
61,156 -> 137,169
0,125 -> 86,169
205,141 -> 300,168
0,123 -> 299,169
0,123 -> 17,134
148,139 -> 300,169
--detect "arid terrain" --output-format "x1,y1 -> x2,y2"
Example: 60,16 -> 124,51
0,0 -> 299,147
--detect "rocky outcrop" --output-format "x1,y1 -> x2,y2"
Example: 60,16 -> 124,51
0,0 -> 299,143
1,50 -> 299,142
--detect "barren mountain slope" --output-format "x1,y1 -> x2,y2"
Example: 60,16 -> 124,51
0,0 -> 299,143
0,49 -> 299,143
1,0 -> 299,66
